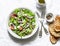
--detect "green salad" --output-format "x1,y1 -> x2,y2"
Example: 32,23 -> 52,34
8,8 -> 36,37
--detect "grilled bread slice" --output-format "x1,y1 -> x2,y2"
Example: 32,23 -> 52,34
49,24 -> 60,37
54,16 -> 60,32
50,35 -> 58,44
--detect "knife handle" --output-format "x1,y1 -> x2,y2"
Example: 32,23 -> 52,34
42,23 -> 48,35
39,21 -> 43,38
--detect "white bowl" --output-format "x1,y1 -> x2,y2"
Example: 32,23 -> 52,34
7,8 -> 38,39
36,0 -> 46,8
45,13 -> 54,23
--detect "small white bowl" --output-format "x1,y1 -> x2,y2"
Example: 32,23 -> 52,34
7,8 -> 38,39
45,13 -> 54,23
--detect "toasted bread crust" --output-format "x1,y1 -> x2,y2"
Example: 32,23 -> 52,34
54,16 -> 60,32
49,24 -> 60,37
50,35 -> 58,44
55,15 -> 60,21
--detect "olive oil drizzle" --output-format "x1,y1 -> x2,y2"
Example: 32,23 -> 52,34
38,0 -> 45,3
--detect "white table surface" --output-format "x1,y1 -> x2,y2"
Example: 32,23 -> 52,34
0,0 -> 60,46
